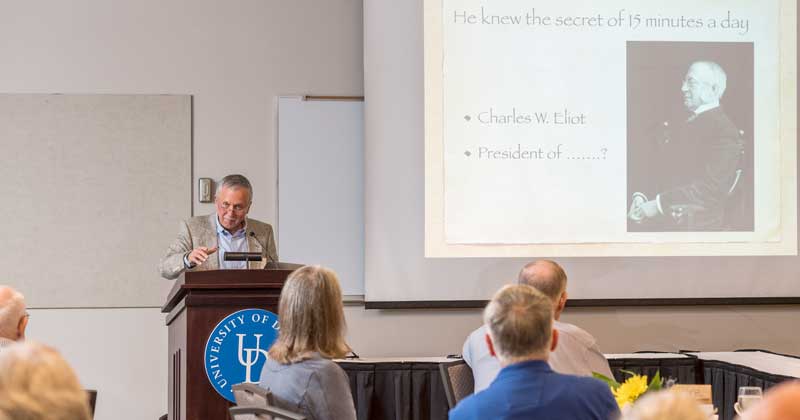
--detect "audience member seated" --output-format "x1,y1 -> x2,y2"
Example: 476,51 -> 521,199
449,284 -> 618,420
463,260 -> 613,391
0,286 -> 28,351
0,341 -> 92,420
258,265 -> 356,420
621,391 -> 708,420
742,381 -> 800,420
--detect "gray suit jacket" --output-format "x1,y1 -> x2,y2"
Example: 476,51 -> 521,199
158,214 -> 278,280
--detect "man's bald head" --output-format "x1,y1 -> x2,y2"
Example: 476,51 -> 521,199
744,381 -> 800,420
517,260 -> 568,318
0,287 -> 27,341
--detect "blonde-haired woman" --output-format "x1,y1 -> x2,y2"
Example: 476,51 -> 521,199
622,390 -> 709,420
0,341 -> 92,420
259,265 -> 356,420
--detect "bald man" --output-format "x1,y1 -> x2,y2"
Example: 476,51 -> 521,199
462,260 -> 613,392
742,381 -> 800,420
0,287 -> 28,350
629,60 -> 745,230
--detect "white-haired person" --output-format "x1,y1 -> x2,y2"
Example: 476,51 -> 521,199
259,265 -> 356,420
621,391 -> 709,420
0,286 -> 28,350
450,284 -> 618,420
628,60 -> 745,230
159,174 -> 278,279
0,341 -> 92,420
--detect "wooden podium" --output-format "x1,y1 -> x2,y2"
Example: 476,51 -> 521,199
162,264 -> 300,420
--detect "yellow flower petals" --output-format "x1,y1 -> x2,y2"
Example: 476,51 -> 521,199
611,375 -> 649,408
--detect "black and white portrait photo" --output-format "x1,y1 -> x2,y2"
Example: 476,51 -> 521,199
626,42 -> 754,232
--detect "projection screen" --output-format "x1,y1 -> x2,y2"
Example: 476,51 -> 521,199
364,0 -> 798,305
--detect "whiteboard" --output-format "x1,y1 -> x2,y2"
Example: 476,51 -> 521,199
276,96 -> 365,297
0,94 -> 191,308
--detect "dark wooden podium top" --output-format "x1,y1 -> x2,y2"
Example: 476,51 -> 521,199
162,263 -> 302,313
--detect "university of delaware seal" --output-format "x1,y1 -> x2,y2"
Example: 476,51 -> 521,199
203,308 -> 279,402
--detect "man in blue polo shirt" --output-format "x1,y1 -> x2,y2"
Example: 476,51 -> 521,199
449,284 -> 618,420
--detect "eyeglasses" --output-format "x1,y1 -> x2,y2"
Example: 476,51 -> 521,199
217,201 -> 249,213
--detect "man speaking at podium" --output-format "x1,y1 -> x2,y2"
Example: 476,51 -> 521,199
159,174 -> 278,280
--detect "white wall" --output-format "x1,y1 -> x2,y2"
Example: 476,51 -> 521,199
2,1 -> 799,420
344,305 -> 800,358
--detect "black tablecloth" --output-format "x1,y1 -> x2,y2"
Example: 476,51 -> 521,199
702,359 -> 795,420
338,353 -> 798,420
338,361 -> 450,420
609,355 -> 700,385
339,356 -> 702,420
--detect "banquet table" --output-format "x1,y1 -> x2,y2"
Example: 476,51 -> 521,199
335,351 -> 800,420
689,351 -> 800,420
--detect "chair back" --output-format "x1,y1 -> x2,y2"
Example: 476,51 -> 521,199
229,406 -> 307,420
85,389 -> 97,419
232,383 -> 273,407
439,359 -> 474,409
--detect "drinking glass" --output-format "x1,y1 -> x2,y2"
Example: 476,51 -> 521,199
735,386 -> 763,414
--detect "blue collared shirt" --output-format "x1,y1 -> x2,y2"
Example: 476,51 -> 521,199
215,216 -> 249,269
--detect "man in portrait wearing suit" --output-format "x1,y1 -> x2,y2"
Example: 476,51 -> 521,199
628,60 -> 745,231
159,174 -> 278,280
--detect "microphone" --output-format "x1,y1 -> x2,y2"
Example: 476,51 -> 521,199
248,231 -> 277,268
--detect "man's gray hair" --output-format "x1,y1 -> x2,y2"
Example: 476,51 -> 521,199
483,284 -> 553,360
0,287 -> 26,339
694,60 -> 728,99
517,260 -> 567,303
216,174 -> 253,201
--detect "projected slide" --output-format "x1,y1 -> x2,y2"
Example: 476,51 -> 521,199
424,0 -> 796,257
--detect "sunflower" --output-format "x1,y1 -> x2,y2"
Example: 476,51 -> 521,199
611,375 -> 649,408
